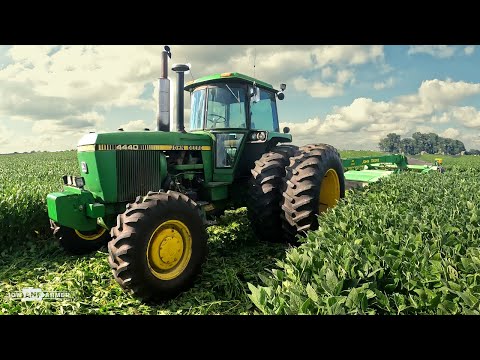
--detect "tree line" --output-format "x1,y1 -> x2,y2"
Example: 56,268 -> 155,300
378,132 -> 477,155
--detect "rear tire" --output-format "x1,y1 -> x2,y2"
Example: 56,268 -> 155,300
51,220 -> 110,255
246,145 -> 298,242
108,191 -> 207,301
281,144 -> 345,243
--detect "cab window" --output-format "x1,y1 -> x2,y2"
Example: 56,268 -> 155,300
206,85 -> 247,129
250,88 -> 279,131
215,133 -> 245,168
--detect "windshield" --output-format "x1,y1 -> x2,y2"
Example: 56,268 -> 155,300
207,85 -> 247,129
190,84 -> 247,130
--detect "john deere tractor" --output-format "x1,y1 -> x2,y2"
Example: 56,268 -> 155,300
46,47 -> 345,300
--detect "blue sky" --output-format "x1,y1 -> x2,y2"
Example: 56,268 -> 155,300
0,45 -> 479,153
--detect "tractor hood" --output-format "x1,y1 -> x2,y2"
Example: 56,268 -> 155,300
77,131 -> 212,151
74,131 -> 213,204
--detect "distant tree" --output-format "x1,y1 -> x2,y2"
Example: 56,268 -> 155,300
426,133 -> 439,154
467,149 -> 480,155
379,133 -> 401,153
379,131 -> 466,155
400,138 -> 416,155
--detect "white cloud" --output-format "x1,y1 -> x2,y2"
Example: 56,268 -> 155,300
408,45 -> 456,58
431,112 -> 450,124
447,106 -> 480,128
281,78 -> 480,150
321,66 -> 333,79
292,68 -> 357,99
336,69 -> 354,85
293,77 -> 343,98
118,119 -> 153,131
415,125 -> 436,133
0,45 -> 385,132
373,77 -> 395,90
440,127 -> 461,139
464,46 -> 475,55
0,123 -> 13,146
418,79 -> 480,108
30,112 -> 104,134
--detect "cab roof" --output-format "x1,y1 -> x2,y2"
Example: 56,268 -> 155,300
184,72 -> 276,92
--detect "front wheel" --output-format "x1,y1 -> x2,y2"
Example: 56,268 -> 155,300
107,191 -> 208,301
51,220 -> 110,255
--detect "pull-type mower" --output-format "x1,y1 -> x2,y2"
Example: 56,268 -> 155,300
342,154 -> 444,189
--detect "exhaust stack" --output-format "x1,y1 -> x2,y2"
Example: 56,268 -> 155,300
157,46 -> 171,132
172,63 -> 190,133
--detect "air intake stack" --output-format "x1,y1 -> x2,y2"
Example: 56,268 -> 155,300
156,46 -> 171,132
172,63 -> 190,133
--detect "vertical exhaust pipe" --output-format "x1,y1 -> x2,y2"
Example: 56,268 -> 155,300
172,63 -> 190,133
157,46 -> 171,132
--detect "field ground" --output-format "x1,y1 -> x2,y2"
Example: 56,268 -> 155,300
1,150 -> 479,314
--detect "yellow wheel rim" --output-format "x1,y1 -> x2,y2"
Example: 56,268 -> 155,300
74,228 -> 106,241
147,220 -> 192,281
318,168 -> 340,214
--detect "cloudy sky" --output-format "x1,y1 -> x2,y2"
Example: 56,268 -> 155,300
0,45 -> 479,154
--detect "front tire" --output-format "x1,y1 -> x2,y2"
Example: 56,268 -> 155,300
281,144 -> 345,243
50,220 -> 110,255
108,191 -> 208,301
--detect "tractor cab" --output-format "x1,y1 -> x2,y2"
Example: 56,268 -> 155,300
185,72 -> 291,178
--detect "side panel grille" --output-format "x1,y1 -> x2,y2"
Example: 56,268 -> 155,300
116,150 -> 163,202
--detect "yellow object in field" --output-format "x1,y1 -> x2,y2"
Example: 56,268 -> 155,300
435,158 -> 443,165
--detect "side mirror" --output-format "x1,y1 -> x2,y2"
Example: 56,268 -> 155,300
277,92 -> 285,100
250,85 -> 260,103
283,126 -> 290,134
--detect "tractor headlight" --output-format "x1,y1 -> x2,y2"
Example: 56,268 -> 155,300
250,133 -> 258,141
62,175 -> 85,188
75,177 -> 85,188
257,131 -> 266,141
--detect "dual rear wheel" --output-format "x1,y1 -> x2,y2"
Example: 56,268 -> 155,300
247,143 -> 345,243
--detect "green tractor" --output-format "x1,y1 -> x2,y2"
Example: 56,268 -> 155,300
46,46 -> 345,300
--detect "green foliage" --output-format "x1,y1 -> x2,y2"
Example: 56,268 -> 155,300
0,151 -> 79,249
413,154 -> 480,172
249,164 -> 480,315
0,151 -> 286,314
467,149 -> 480,155
0,207 -> 287,314
2,150 -> 480,315
378,133 -> 401,153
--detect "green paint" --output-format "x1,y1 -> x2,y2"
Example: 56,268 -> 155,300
47,188 -> 98,231
342,154 -> 409,171
267,131 -> 292,144
78,150 -> 117,203
173,164 -> 204,170
77,131 -> 213,146
185,72 -> 275,91
344,169 -> 393,182
203,182 -> 229,201
86,203 -> 105,218
343,154 -> 443,184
